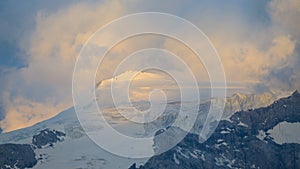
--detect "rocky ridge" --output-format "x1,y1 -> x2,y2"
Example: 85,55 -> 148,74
131,91 -> 300,169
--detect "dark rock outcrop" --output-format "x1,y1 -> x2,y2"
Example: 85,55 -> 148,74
32,128 -> 65,148
0,143 -> 37,169
129,163 -> 137,169
0,128 -> 66,168
131,91 -> 300,169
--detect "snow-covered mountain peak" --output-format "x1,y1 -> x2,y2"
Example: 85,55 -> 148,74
96,70 -> 174,89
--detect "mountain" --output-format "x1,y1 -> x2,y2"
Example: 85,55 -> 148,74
0,107 -> 148,169
130,91 -> 300,169
221,90 -> 291,118
144,90 -> 291,136
0,91 -> 297,169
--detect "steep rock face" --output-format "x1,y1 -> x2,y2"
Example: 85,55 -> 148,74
144,91 -> 290,136
0,144 -> 37,169
131,91 -> 300,169
230,90 -> 300,133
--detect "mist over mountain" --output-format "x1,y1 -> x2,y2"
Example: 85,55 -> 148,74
0,91 -> 299,168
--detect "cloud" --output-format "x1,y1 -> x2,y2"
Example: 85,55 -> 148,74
0,94 -> 66,132
261,0 -> 300,91
183,0 -> 299,90
214,35 -> 295,83
268,0 -> 300,38
1,0 -> 300,131
0,0 -> 126,132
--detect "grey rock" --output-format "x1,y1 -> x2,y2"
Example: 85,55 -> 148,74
0,143 -> 37,169
32,128 -> 66,148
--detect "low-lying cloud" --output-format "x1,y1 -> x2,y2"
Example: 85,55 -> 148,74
0,0 -> 299,132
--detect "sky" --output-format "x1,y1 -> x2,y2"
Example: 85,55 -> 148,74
0,0 -> 299,132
